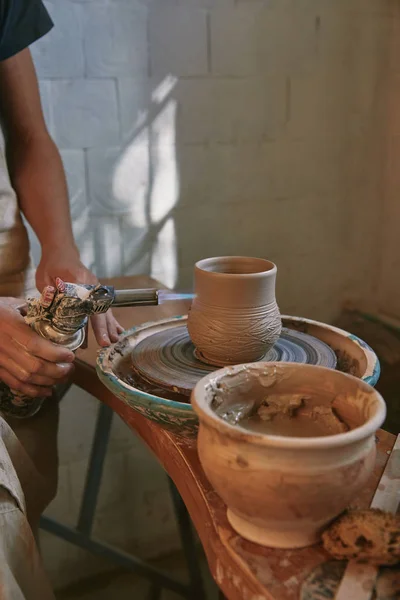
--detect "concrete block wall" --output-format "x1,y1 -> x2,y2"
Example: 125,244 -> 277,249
31,0 -> 394,321
29,0 -> 396,588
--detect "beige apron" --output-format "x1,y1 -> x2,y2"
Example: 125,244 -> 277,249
0,130 -> 36,298
0,129 -> 56,599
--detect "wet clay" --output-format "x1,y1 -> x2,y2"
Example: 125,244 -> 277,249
187,256 -> 281,366
216,393 -> 350,438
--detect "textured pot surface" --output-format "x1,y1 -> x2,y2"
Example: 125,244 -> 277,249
191,362 -> 386,548
187,256 -> 282,366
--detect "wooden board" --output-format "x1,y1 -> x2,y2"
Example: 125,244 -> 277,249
74,275 -> 397,600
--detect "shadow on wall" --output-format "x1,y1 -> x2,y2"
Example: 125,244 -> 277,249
97,75 -> 180,289
82,72 -> 265,290
28,74 -> 181,288
73,43 -> 391,325
67,72 -> 260,292
30,2 -> 395,323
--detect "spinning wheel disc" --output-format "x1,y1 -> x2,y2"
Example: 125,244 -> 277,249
131,324 -> 337,396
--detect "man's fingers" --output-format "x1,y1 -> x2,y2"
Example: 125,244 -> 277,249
0,298 -> 28,314
11,323 -> 75,363
12,344 -> 74,381
91,311 -> 123,346
0,368 -> 53,399
107,309 -> 124,335
115,317 -> 125,335
90,314 -> 111,347
21,371 -> 72,387
106,311 -> 123,343
0,304 -> 74,398
17,303 -> 28,317
87,311 -> 123,347
0,344 -> 73,386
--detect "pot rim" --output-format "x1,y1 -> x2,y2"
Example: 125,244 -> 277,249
195,256 -> 277,279
191,362 -> 386,449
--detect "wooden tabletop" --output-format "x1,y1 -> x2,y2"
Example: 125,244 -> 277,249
74,276 -> 396,600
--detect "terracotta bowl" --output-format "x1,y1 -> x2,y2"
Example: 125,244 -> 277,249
96,315 -> 381,438
191,362 -> 386,549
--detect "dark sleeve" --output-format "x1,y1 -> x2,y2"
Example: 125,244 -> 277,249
0,0 -> 53,61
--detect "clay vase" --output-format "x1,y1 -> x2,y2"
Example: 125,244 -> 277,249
191,362 -> 386,549
187,256 -> 281,366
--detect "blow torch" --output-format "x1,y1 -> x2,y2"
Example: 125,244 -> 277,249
0,279 -> 194,419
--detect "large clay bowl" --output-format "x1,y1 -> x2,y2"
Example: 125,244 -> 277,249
191,362 -> 386,549
96,315 -> 381,438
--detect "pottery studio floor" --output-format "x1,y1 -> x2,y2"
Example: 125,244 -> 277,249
55,548 -> 219,600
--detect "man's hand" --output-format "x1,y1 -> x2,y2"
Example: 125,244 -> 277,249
0,51 -> 123,348
36,249 -> 124,347
0,300 -> 75,398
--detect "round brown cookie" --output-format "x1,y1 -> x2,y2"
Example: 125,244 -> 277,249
322,509 -> 400,566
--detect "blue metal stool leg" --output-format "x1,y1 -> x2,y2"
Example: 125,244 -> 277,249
168,478 -> 205,600
77,403 -> 114,534
40,402 -> 191,597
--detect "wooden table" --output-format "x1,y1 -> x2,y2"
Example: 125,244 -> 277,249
73,275 -> 396,600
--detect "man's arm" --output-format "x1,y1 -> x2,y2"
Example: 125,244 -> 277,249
0,49 -> 122,345
0,48 -> 78,257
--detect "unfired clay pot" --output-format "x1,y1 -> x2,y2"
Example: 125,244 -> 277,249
191,362 -> 386,549
187,256 -> 281,366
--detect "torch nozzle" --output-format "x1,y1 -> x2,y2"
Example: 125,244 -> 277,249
112,288 -> 159,307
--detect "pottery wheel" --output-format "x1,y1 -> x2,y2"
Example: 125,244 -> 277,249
131,323 -> 337,396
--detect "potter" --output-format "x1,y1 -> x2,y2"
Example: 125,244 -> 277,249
187,256 -> 281,366
191,363 -> 386,549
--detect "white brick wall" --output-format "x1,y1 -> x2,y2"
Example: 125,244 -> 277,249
52,80 -> 119,148
38,80 -> 54,135
83,4 -> 148,77
176,76 -> 286,143
117,77 -> 152,143
59,149 -> 87,219
211,7 -> 258,76
31,1 -> 84,78
30,0 -> 395,587
87,147 -> 125,215
149,7 -> 208,76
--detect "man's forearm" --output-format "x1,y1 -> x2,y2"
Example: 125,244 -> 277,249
0,49 -> 78,257
0,49 -> 122,340
8,132 -> 78,256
